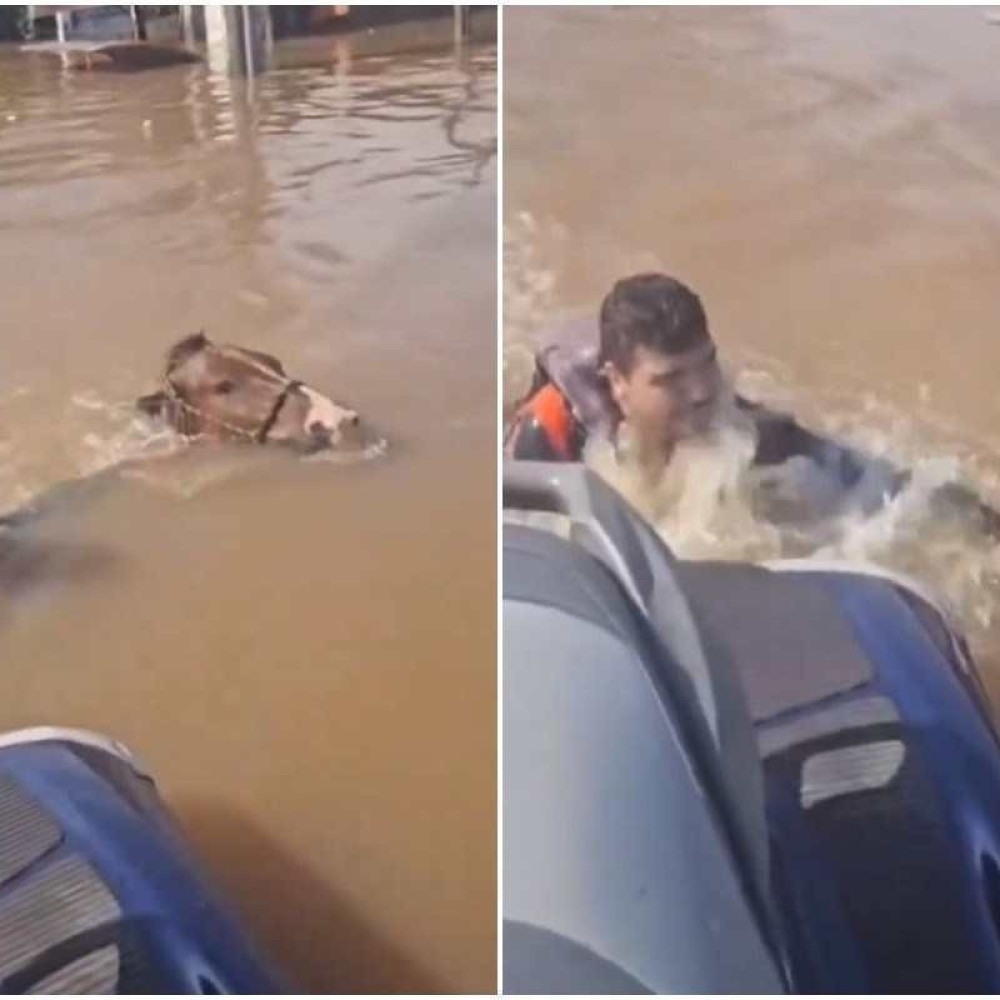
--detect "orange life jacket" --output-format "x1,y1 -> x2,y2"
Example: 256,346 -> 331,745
511,383 -> 578,459
506,318 -> 617,459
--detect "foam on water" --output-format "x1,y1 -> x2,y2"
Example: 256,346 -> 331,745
584,396 -> 1000,654
303,434 -> 389,465
0,390 -> 389,514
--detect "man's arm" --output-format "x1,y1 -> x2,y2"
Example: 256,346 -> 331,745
931,481 -> 1000,542
743,398 -> 877,489
741,396 -> 1000,541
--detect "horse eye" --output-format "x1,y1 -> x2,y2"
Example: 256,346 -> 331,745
214,380 -> 236,395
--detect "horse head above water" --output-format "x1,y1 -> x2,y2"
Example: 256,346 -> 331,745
136,332 -> 362,453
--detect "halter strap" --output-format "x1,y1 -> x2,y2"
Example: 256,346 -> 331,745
161,361 -> 302,444
255,379 -> 302,443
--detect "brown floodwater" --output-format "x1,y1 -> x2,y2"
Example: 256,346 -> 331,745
504,6 -> 1000,691
0,28 -> 495,995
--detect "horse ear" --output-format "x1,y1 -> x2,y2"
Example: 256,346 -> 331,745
136,390 -> 170,418
165,331 -> 211,371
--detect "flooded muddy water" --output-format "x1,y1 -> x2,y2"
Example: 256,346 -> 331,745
504,6 -> 1000,690
0,29 -> 495,994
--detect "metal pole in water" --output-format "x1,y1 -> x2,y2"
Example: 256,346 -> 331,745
204,4 -> 270,77
204,4 -> 229,74
241,4 -> 254,78
180,4 -> 196,45
454,5 -> 470,49
54,9 -> 71,69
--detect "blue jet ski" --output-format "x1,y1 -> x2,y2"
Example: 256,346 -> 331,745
0,726 -> 283,993
503,460 -> 1000,994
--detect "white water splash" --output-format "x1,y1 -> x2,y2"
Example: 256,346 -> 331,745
0,387 -> 390,515
502,212 -> 559,417
584,403 -> 1000,650
303,435 -> 389,465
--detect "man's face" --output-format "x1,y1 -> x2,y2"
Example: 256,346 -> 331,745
606,338 -> 723,452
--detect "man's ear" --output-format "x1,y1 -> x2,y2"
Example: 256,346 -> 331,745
136,390 -> 171,419
602,361 -> 626,407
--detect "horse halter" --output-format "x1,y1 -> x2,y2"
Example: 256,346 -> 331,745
162,347 -> 304,444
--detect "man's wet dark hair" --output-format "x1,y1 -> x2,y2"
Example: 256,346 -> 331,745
598,273 -> 709,373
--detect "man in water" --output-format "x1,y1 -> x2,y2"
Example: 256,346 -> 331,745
505,272 -> 998,536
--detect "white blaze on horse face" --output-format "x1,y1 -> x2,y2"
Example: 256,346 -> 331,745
302,385 -> 357,437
